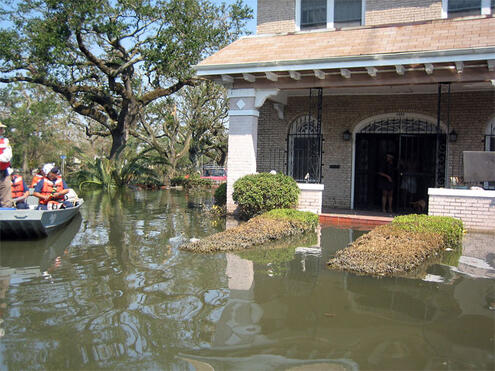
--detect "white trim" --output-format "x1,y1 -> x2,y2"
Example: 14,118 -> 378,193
441,0 -> 448,18
295,0 -> 301,32
254,89 -> 283,108
228,110 -> 259,117
227,88 -> 256,98
361,0 -> 366,25
327,0 -> 334,29
298,183 -> 325,191
428,188 -> 495,198
195,48 -> 495,75
481,0 -> 491,15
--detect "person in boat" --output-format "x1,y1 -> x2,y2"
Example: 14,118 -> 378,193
11,170 -> 29,209
33,166 -> 73,210
30,165 -> 45,188
0,122 -> 13,208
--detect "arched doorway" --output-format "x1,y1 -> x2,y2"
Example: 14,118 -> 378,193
353,113 -> 447,213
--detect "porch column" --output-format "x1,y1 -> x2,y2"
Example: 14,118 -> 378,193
226,89 -> 259,213
226,88 -> 282,213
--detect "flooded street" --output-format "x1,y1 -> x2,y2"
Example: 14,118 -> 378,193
0,190 -> 493,370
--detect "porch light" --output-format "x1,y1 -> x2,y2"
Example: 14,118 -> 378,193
342,130 -> 351,141
449,129 -> 458,142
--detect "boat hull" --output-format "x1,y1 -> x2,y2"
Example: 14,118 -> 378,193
0,200 -> 83,239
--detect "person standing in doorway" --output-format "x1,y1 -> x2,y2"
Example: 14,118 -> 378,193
0,122 -> 13,208
377,153 -> 395,214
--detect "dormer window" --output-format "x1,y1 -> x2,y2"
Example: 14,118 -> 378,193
297,0 -> 364,31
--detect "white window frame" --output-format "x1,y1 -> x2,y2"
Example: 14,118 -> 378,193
295,0 -> 365,31
441,0 -> 492,18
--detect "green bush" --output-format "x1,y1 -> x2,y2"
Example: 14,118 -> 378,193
232,173 -> 300,219
183,175 -> 213,189
214,182 -> 227,206
392,214 -> 464,248
262,208 -> 319,229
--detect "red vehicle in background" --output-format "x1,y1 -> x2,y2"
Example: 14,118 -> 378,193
200,165 -> 227,182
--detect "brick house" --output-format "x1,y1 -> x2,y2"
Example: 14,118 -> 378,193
196,0 -> 495,215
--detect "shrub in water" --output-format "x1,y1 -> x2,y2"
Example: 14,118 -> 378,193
214,182 -> 227,206
232,173 -> 299,219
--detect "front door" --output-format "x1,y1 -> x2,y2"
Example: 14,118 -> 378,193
354,133 -> 445,213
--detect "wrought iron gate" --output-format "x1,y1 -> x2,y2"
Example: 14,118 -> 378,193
354,115 -> 446,212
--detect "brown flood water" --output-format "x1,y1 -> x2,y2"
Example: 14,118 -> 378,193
0,189 -> 493,370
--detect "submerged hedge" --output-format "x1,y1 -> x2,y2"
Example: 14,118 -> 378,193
180,209 -> 318,253
327,214 -> 463,277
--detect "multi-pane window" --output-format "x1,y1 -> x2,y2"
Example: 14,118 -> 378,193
448,0 -> 481,17
334,0 -> 362,27
299,0 -> 363,30
301,0 -> 327,29
492,0 -> 495,10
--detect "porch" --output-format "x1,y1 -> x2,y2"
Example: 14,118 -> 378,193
194,17 -> 495,217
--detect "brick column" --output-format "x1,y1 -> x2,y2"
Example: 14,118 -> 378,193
226,88 -> 283,213
226,89 -> 259,213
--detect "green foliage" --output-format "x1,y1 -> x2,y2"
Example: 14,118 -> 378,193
232,173 -> 300,219
214,183 -> 227,206
0,0 -> 253,160
72,151 -> 161,191
170,176 -> 186,187
262,209 -> 319,229
183,174 -> 213,190
0,84 -> 69,171
392,214 -> 464,248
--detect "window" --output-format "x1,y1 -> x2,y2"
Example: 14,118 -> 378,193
287,115 -> 322,183
492,0 -> 494,10
448,0 -> 481,17
334,0 -> 362,27
301,0 -> 327,29
297,0 -> 363,31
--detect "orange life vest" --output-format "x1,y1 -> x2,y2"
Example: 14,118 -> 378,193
11,175 -> 26,198
39,178 -> 65,205
30,174 -> 43,188
0,138 -> 11,170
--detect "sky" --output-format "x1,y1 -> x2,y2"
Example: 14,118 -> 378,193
216,0 -> 257,34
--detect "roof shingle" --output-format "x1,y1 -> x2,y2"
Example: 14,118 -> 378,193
198,17 -> 495,67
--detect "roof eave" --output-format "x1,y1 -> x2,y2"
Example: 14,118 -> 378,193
194,47 -> 495,76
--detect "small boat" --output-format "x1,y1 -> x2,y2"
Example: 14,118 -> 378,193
0,200 -> 84,239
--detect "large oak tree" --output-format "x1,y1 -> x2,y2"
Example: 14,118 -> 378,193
0,0 -> 251,160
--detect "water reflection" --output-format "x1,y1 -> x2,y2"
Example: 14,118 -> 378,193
0,190 -> 492,370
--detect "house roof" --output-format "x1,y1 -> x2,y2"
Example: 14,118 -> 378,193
196,17 -> 495,76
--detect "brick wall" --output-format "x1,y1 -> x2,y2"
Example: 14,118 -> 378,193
366,0 -> 442,26
256,0 -> 447,34
428,189 -> 495,232
297,184 -> 324,214
256,91 -> 495,211
257,0 -> 295,34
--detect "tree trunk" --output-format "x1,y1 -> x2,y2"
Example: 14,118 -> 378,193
108,103 -> 139,161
